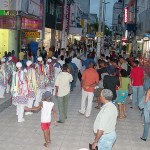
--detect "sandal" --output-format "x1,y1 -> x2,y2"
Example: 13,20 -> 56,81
43,143 -> 48,147
95,106 -> 100,109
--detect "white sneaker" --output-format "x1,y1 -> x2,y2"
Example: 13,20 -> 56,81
25,112 -> 33,116
18,118 -> 25,123
78,110 -> 84,115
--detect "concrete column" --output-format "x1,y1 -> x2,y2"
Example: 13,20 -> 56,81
50,29 -> 55,47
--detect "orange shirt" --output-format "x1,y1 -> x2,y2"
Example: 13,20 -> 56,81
82,68 -> 99,92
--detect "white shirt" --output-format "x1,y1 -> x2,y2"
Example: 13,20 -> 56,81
121,63 -> 128,71
58,60 -> 65,66
55,72 -> 73,97
41,101 -> 54,123
93,102 -> 118,134
72,57 -> 82,70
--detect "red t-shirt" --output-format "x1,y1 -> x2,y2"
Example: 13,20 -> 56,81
130,66 -> 144,86
82,68 -> 99,92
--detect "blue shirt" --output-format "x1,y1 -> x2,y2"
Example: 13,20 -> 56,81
144,78 -> 150,91
83,58 -> 96,69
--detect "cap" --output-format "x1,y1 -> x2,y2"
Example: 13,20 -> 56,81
52,56 -> 57,60
26,60 -> 32,67
1,58 -> 5,63
47,59 -> 52,63
42,91 -> 52,99
37,57 -> 43,62
16,62 -> 22,68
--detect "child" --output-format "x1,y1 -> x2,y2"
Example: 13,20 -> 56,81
24,91 -> 57,147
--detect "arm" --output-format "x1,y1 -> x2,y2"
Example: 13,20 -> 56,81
24,103 -> 42,111
52,107 -> 58,126
55,86 -> 58,97
145,89 -> 150,102
92,130 -> 104,149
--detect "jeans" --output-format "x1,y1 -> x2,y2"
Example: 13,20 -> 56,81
80,89 -> 94,117
142,117 -> 150,139
57,94 -> 69,123
98,131 -> 116,150
132,86 -> 144,108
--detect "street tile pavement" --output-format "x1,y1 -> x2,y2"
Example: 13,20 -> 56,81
0,82 -> 149,150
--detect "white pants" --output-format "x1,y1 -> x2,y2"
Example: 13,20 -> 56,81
34,88 -> 45,107
16,104 -> 25,120
6,84 -> 10,93
27,98 -> 35,108
80,89 -> 94,117
0,85 -> 5,98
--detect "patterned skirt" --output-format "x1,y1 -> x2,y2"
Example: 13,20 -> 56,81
28,91 -> 35,98
12,95 -> 28,105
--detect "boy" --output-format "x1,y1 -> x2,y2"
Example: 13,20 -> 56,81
25,91 -> 57,147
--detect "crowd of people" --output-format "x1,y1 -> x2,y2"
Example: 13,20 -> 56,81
0,44 -> 150,149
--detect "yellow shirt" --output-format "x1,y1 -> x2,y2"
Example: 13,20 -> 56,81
48,51 -> 53,58
19,52 -> 25,60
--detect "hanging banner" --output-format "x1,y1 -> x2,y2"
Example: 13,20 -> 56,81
65,1 -> 70,32
0,0 -> 17,10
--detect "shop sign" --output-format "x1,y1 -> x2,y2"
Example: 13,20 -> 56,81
0,16 -> 16,29
24,32 -> 40,38
65,0 -> 71,32
0,10 -> 16,16
124,7 -> 128,23
0,0 -> 17,10
22,17 -> 42,30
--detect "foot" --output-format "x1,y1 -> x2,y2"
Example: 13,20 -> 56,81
25,112 -> 33,116
18,118 -> 25,123
43,143 -> 48,147
78,110 -> 84,115
140,137 -> 146,141
95,106 -> 100,109
57,121 -> 64,123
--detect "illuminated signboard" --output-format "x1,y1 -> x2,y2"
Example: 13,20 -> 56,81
0,10 -> 16,16
24,32 -> 40,38
124,7 -> 128,23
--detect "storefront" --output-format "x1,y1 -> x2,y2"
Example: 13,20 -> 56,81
143,36 -> 150,59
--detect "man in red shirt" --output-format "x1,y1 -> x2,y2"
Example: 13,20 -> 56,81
79,62 -> 99,117
130,60 -> 144,109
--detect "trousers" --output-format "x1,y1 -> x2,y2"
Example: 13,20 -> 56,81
142,117 -> 150,140
16,104 -> 25,121
80,89 -> 94,117
57,94 -> 69,123
0,85 -> 5,98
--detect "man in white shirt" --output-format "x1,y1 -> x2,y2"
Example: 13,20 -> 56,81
58,55 -> 65,66
55,64 -> 73,123
119,56 -> 128,71
92,89 -> 118,150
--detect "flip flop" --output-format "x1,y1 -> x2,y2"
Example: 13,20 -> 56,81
43,143 -> 48,147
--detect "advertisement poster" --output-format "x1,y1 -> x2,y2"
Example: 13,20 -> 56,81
0,0 -> 16,10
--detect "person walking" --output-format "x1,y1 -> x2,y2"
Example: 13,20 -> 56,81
55,64 -> 73,123
130,60 -> 144,109
79,62 -> 99,117
92,89 -> 118,150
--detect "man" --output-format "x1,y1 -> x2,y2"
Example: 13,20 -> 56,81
19,49 -> 25,61
55,64 -> 73,123
119,56 -> 128,71
130,60 -> 144,109
79,62 -> 99,117
92,89 -> 118,150
83,54 -> 96,69
58,55 -> 65,66
103,65 -> 120,102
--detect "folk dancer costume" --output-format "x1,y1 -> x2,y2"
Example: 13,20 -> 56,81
45,58 -> 55,94
11,62 -> 28,122
34,57 -> 46,107
25,60 -> 37,115
0,58 -> 7,98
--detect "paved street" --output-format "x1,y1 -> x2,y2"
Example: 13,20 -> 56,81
0,81 -> 150,150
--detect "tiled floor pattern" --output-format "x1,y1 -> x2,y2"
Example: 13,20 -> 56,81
0,83 -> 149,150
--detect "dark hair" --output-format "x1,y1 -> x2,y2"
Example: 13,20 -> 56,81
101,54 -> 105,57
133,60 -> 139,66
120,69 -> 128,77
73,53 -> 77,58
65,58 -> 70,64
62,64 -> 68,70
60,55 -> 64,61
112,59 -> 118,65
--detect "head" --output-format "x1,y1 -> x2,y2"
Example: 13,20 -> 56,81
98,89 -> 113,104
62,64 -> 68,72
73,53 -> 77,58
88,62 -> 94,69
37,57 -> 43,64
60,55 -> 64,61
100,54 -> 105,60
42,91 -> 52,101
26,60 -> 32,68
119,56 -> 125,64
99,60 -> 106,68
112,59 -> 118,68
12,50 -> 15,55
132,60 -> 139,67
65,58 -> 70,64
16,62 -> 22,70
107,65 -> 116,75
120,69 -> 128,77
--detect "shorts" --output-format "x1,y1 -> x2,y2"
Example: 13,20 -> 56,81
41,122 -> 50,131
117,90 -> 128,104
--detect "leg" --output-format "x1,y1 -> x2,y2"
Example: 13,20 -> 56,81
132,86 -> 138,109
79,89 -> 88,114
137,86 -> 144,108
25,98 -> 34,115
0,86 -> 5,98
17,104 -> 25,122
85,92 -> 94,117
141,118 -> 150,140
57,97 -> 65,123
34,89 -> 42,107
6,84 -> 10,93
63,94 -> 69,119
73,71 -> 78,87
43,130 -> 49,147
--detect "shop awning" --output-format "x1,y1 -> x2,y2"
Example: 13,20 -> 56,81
69,27 -> 82,36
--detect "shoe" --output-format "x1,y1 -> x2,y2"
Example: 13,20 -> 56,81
57,121 -> 64,123
140,137 -> 146,141
18,118 -> 25,123
78,110 -> 84,115
25,112 -> 33,116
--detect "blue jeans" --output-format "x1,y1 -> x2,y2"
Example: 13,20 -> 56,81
98,131 -> 116,150
142,117 -> 150,139
132,86 -> 144,108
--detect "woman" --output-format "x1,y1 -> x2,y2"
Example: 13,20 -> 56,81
140,88 -> 150,141
117,69 -> 131,119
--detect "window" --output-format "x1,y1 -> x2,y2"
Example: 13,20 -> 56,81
50,1 -> 55,15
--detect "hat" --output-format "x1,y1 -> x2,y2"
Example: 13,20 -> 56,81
47,59 -> 52,63
8,57 -> 12,61
16,62 -> 22,68
37,57 -> 43,62
52,56 -> 57,60
26,60 -> 32,67
42,91 -> 52,99
1,58 -> 5,63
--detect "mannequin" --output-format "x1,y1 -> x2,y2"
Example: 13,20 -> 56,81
11,62 -> 28,122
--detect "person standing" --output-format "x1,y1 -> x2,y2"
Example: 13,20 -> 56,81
55,64 -> 73,123
79,62 -> 99,117
92,89 -> 118,150
130,60 -> 144,109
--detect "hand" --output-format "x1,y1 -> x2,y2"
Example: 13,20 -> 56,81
54,121 -> 58,126
92,142 -> 97,150
55,92 -> 58,97
24,106 -> 29,110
